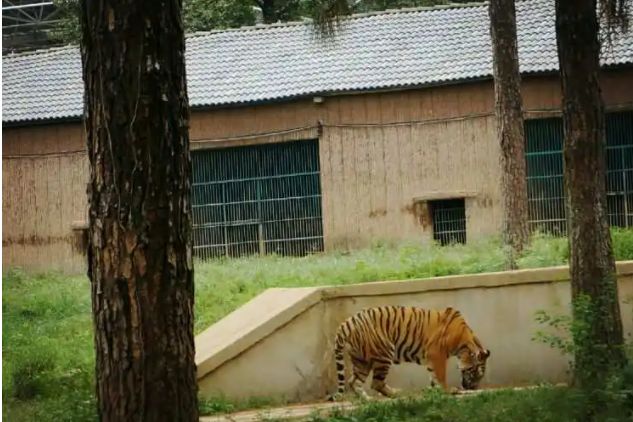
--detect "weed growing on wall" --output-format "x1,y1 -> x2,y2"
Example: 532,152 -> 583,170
534,294 -> 633,420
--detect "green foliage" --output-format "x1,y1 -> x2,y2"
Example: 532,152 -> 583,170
352,0 -> 452,13
307,0 -> 472,38
534,310 -> 574,356
184,0 -> 256,32
49,0 -> 81,44
49,0 -> 487,46
516,232 -> 569,268
612,227 -> 633,260
534,295 -> 632,420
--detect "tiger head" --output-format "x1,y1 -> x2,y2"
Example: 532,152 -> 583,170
457,347 -> 490,390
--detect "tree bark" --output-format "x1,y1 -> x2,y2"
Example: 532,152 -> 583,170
79,1 -> 198,420
555,0 -> 626,386
260,0 -> 277,23
489,0 -> 529,268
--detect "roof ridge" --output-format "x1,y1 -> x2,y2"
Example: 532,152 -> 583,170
4,43 -> 78,58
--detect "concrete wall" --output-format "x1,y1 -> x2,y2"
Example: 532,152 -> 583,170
4,69 -> 633,272
195,262 -> 633,403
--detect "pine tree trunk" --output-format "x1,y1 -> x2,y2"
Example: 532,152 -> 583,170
555,0 -> 626,386
489,0 -> 529,268
261,0 -> 277,23
79,1 -> 198,420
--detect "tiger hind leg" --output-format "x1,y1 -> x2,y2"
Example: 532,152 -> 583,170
371,360 -> 400,398
349,358 -> 372,401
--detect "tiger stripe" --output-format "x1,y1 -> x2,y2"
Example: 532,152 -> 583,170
328,305 -> 490,401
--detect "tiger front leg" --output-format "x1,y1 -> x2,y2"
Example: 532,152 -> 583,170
427,366 -> 438,388
427,354 -> 457,394
371,361 -> 400,398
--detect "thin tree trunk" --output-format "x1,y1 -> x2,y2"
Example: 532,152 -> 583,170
555,0 -> 626,386
261,0 -> 277,23
489,0 -> 529,268
79,0 -> 198,420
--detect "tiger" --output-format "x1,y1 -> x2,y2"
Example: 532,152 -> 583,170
328,305 -> 490,401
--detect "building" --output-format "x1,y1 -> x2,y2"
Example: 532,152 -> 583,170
3,0 -> 633,273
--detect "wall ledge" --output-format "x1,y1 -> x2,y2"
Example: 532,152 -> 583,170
320,261 -> 633,298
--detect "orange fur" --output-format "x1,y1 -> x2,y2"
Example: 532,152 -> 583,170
329,306 -> 489,400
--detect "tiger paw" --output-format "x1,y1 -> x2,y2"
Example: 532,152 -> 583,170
327,392 -> 344,402
385,387 -> 402,398
355,391 -> 372,402
448,387 -> 461,395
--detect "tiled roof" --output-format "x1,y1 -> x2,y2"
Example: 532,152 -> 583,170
3,0 -> 632,124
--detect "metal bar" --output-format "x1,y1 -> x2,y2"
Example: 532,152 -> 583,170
2,20 -> 61,29
258,223 -> 265,255
521,218 -> 566,224
193,236 -> 324,250
525,150 -> 563,157
193,219 -> 260,229
193,242 -> 257,250
191,171 -> 320,187
193,216 -> 322,229
191,194 -> 322,209
263,235 -> 323,243
623,160 -> 629,228
2,14 -> 43,23
433,229 -> 467,235
3,4 -> 36,21
2,1 -> 53,11
256,154 -> 266,256
526,174 -> 564,181
222,183 -> 229,258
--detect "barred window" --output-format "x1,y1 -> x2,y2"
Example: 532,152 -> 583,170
431,199 -> 466,245
191,140 -> 324,259
525,111 -> 633,235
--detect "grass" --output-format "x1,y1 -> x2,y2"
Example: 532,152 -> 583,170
2,271 -> 95,421
4,229 -> 633,420
308,385 -> 633,422
198,395 -> 288,416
